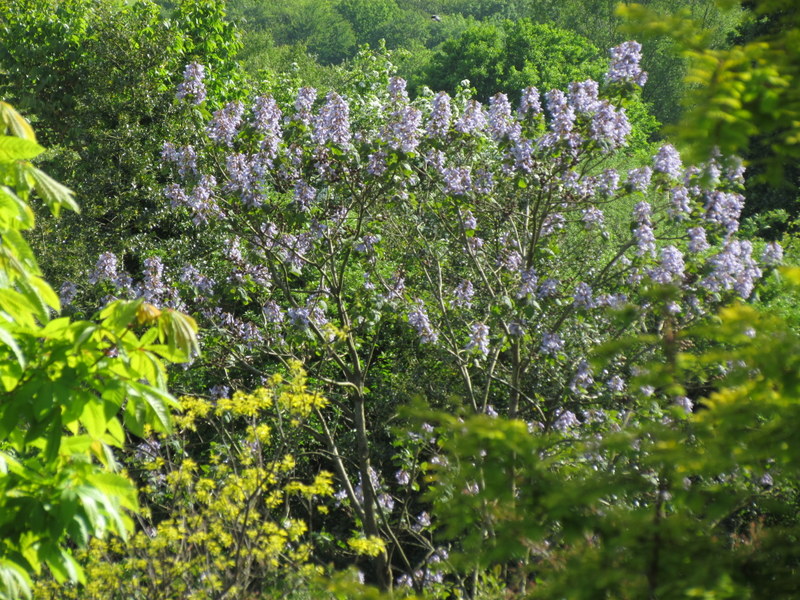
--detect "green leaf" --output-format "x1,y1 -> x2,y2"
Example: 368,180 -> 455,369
157,308 -> 200,359
0,136 -> 43,162
84,472 -> 138,512
0,101 -> 36,141
0,289 -> 38,327
24,165 -> 79,217
0,186 -> 35,229
0,324 -> 26,369
42,548 -> 83,585
0,558 -> 33,600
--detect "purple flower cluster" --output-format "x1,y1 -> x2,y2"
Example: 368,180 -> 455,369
653,144 -> 682,179
408,301 -> 438,343
161,142 -> 197,178
518,87 -> 542,116
451,279 -> 475,308
252,95 -> 283,159
442,166 -> 472,196
633,201 -> 656,257
540,331 -> 564,356
293,87 -> 317,126
687,227 -> 710,253
704,190 -> 743,236
488,93 -> 518,141
606,41 -> 648,86
572,282 -> 596,309
313,92 -> 351,147
427,92 -> 452,137
702,240 -> 761,298
517,268 -> 538,299
207,101 -> 244,147
176,62 -> 206,104
649,246 -> 685,284
568,80 -> 600,113
454,100 -> 486,134
570,360 -> 594,393
465,322 -> 490,356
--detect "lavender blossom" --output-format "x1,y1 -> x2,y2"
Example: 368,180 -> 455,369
590,101 -> 631,149
649,246 -> 685,284
582,206 -> 605,230
596,169 -> 620,196
89,252 -> 118,284
517,268 -> 538,299
761,241 -> 783,266
627,166 -> 652,192
653,144 -> 682,179
207,101 -> 244,147
408,301 -> 438,343
606,41 -> 648,86
59,280 -> 78,306
570,360 -> 594,392
442,166 -> 472,196
355,234 -> 379,253
293,87 -> 317,126
540,332 -> 564,356
568,80 -> 600,113
537,278 -> 559,298
313,91 -> 351,147
293,180 -> 316,211
460,209 -> 477,230
383,104 -> 423,153
553,409 -> 579,431
572,282 -> 595,309
426,91 -> 452,137
704,190 -> 744,236
634,223 -> 656,257
454,100 -> 487,134
367,151 -> 388,176
465,322 -> 490,356
541,213 -> 565,236
669,186 -> 691,217
518,86 -> 542,116
545,89 -> 576,139
176,62 -> 206,104
702,240 -> 762,298
687,227 -> 710,253
252,95 -> 283,159
451,279 -> 475,308
488,93 -> 518,141
606,375 -> 625,393
161,142 -> 197,178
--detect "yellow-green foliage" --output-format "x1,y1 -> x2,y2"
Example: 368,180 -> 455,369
33,362 -> 333,599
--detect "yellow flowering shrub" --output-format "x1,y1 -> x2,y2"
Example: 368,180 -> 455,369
33,364 -> 334,599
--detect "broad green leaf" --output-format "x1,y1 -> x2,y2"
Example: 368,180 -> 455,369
28,276 -> 60,313
0,186 -> 34,229
84,472 -> 138,512
157,308 -> 200,358
0,558 -> 33,600
0,136 -> 43,162
0,289 -> 38,327
0,101 -> 36,141
41,547 -> 83,585
0,324 -> 25,368
80,400 -> 107,439
100,299 -> 143,335
24,165 -> 79,217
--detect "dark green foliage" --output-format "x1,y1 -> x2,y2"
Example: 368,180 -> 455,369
424,20 -> 605,102
0,0 -> 242,288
